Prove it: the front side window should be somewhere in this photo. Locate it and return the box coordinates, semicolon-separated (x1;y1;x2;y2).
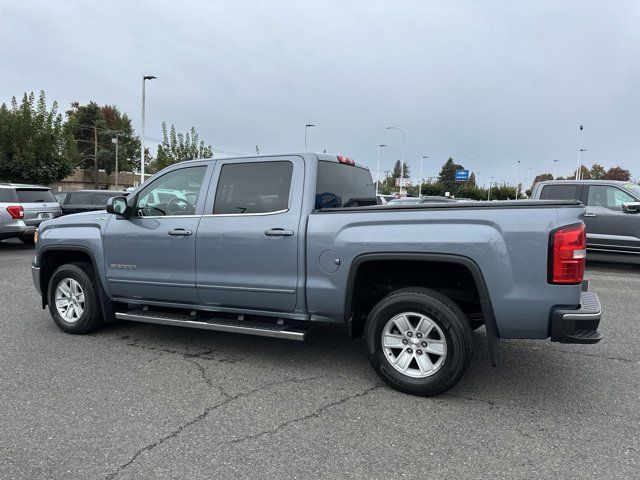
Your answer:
213;161;293;214
136;166;206;217
587;185;635;211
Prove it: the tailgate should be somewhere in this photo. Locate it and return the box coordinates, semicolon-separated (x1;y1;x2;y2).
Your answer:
15;189;62;226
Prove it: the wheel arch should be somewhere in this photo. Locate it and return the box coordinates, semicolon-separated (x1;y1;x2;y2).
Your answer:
344;252;500;366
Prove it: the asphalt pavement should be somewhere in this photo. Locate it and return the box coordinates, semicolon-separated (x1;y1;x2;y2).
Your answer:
0;239;638;479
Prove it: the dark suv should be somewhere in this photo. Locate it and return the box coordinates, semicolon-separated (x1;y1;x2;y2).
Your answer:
55;190;122;215
531;180;640;254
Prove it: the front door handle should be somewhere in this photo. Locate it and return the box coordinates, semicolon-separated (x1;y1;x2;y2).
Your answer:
265;228;294;237
168;228;193;236
584;213;597;218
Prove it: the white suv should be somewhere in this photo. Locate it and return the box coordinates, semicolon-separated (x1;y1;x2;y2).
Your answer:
0;184;62;244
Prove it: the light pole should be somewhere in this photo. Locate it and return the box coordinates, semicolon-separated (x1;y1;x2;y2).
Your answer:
419;155;428;198
515;160;522;200
111;135;119;190
553;159;560;179
488;176;494;200
304;124;315;151
386;126;406;194
375;144;387;196
141;75;156;184
575;124;584;180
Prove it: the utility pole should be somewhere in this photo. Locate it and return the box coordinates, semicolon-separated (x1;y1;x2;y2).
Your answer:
93;123;99;188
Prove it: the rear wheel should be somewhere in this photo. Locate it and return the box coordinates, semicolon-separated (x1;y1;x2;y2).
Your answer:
47;263;104;334
365;287;473;396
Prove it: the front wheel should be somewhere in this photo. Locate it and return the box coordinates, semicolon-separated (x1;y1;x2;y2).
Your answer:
364;288;474;396
47;263;104;334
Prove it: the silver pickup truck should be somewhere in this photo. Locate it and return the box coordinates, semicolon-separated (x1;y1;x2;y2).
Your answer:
32;153;602;396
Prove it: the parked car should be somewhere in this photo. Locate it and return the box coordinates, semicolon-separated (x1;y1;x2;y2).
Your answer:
531;179;640;254
32;153;601;396
0;184;62;244
55;190;124;215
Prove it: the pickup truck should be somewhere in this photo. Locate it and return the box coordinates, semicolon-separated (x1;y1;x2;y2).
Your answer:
32;153;603;396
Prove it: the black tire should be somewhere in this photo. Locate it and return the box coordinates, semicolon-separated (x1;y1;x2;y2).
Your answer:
19;235;35;245
364;287;474;396
47;262;104;334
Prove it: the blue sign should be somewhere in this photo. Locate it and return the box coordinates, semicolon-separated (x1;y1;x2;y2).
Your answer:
455;169;470;182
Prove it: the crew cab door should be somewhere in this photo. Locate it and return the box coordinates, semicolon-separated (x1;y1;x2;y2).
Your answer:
103;164;209;303
584;184;640;253
196;157;303;312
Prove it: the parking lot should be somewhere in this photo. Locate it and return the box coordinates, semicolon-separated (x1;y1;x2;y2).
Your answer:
0;240;638;480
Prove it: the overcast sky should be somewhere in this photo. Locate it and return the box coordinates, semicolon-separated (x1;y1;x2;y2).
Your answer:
1;0;638;185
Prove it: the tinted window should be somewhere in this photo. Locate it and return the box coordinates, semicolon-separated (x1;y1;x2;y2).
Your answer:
136;166;206;217
0;189;14;202
54;193;67;203
68;192;95;204
539;184;580;201
213;161;293;214
94;192;116;204
587;185;635;211
315;161;376;209
15;189;56;203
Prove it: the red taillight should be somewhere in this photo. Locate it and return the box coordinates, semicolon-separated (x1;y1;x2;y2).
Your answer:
6;205;24;220
337;155;355;166
550;224;586;284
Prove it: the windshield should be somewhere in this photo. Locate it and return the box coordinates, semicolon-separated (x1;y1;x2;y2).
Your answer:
16;189;56;203
622;183;640;199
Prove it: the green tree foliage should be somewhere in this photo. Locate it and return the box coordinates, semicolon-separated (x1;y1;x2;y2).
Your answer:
589;163;606;179
602;166;631;181
150;122;213;173
531;173;553;191
66;102;140;176
0;91;76;184
438;157;465;192
568;165;591;180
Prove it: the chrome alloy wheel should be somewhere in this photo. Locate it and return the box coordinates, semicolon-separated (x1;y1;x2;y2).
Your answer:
55;278;85;323
382;312;447;378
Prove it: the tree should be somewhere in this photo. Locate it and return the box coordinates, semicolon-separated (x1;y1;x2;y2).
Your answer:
602;166;631;181
99;105;140;174
589;163;606;179
438;157;464;192
568;165;591;180
531;173;553;190
468;172;476;186
149;123;213;173
0;91;76;184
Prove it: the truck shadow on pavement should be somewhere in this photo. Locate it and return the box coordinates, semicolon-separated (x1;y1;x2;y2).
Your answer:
0;239;34;251
97;320;586;408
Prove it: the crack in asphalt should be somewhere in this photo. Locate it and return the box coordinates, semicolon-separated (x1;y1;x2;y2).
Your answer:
216;384;384;447
104;375;324;480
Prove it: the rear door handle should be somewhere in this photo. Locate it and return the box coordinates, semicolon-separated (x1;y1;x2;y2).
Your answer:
584;213;597;218
265;228;294;237
168;228;193;236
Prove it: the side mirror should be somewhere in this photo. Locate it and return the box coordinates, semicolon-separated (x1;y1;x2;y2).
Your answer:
622;202;640;213
106;196;131;218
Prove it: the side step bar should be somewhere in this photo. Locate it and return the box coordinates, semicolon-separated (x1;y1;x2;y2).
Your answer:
116;310;307;341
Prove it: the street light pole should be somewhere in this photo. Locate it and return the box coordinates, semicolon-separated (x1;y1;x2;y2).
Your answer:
141;75;156;184
575;124;584;180
375;144;387;196
419;155;428;198
304;124;315;151
553;159;560;179
488;176;494;201
386;126;406;194
515;160;522;200
111;135;119;190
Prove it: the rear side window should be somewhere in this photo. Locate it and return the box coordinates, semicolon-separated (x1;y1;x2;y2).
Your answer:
68;192;95;204
95;192;116;204
213;161;293;214
15;189;56;203
315;161;376;209
0;189;14;202
539;184;580;201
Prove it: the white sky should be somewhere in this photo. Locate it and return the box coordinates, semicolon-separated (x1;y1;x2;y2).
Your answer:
1;0;638;185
